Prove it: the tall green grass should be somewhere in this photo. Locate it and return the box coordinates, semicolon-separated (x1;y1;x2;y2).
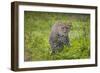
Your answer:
24;11;90;61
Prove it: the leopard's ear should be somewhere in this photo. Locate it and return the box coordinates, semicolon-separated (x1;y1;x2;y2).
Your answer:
65;24;71;29
68;24;72;28
66;21;72;29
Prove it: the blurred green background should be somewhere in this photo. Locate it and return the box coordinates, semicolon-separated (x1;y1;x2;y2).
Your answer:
24;11;90;61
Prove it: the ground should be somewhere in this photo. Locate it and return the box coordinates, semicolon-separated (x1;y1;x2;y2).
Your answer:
24;11;90;61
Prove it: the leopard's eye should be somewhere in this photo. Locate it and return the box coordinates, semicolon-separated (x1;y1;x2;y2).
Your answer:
61;27;64;29
66;26;69;29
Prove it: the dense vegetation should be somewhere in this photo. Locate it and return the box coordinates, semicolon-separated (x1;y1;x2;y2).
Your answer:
24;11;90;61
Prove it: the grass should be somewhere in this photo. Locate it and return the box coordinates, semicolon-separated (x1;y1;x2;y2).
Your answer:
24;11;90;61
